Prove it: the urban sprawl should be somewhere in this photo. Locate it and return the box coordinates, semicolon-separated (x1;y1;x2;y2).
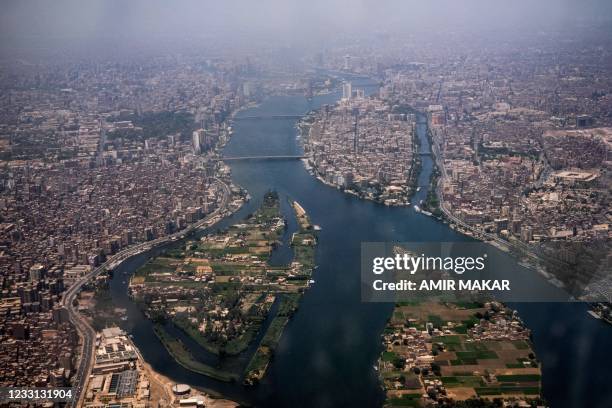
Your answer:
0;20;611;408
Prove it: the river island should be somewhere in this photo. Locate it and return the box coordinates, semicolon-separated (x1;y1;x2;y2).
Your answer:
127;191;318;385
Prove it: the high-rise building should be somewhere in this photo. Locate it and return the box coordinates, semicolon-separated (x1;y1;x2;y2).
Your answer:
192;130;201;154
193;128;216;153
342;82;352;100
29;264;45;281
243;82;252;97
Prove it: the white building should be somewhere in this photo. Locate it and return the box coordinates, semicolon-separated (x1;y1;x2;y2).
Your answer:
342;82;352;100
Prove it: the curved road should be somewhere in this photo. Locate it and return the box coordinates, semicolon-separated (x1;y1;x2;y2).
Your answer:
61;178;232;407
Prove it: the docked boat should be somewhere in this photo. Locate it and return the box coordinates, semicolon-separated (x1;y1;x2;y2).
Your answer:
587;310;602;320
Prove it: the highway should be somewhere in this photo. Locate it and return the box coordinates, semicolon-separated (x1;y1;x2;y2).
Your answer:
61;178;232;407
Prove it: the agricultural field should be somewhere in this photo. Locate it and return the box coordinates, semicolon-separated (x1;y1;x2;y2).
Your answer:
128;192;318;384
380;302;543;407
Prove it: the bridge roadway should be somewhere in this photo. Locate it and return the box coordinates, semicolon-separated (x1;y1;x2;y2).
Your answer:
61;178;231;408
232;114;303;120
215;155;305;162
216;153;428;162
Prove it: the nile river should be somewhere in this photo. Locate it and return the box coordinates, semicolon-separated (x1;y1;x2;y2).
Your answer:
109;78;612;407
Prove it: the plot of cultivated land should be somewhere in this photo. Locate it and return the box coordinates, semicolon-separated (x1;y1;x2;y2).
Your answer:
130;192;318;386
386;392;423;408
146;281;209;288
201;242;227;250
383;372;423;390
249;246;271;254
381;301;541;405
246;231;268;240
438;338;536;374
240;293;262;313
447;387;478;400
433;333;540;398
393;302;486;325
131;276;145;284
441;375;484;387
210;262;242;274
137;257;181;276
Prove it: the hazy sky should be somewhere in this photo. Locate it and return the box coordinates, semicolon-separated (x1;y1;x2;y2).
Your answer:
1;0;611;53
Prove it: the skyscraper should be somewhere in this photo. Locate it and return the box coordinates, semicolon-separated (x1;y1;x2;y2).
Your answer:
342;82;352;100
192;130;202;154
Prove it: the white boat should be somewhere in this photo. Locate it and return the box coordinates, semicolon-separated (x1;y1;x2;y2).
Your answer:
308;279;315;284
587;310;602;320
413;205;421;212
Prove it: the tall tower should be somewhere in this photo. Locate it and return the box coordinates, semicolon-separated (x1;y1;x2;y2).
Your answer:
342;82;352;100
192;130;201;154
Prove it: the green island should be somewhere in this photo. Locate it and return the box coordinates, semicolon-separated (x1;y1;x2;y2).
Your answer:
128;191;318;384
379;301;545;407
242;200;317;385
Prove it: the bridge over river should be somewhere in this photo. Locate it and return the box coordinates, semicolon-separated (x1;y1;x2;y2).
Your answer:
232;114;303;121
214;153;429;162
214;155;306;162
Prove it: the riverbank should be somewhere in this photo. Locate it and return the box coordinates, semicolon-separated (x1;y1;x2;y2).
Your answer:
139;341;240;407
294;103;552;406
422;114;573;295
296;97;418;207
139;347;241;408
152;323;240;382
112;82;611;408
127;191;319;390
243;200;317;385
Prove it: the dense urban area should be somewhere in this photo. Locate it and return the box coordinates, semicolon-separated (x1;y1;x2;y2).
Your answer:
300;29;611;301
0;4;611;408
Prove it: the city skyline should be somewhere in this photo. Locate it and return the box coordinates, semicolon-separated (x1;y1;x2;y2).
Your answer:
0;2;610;408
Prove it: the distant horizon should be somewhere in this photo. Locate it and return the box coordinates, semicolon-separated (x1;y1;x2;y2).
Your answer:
1;0;611;56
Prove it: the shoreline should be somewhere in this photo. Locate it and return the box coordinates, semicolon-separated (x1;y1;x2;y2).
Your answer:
64;174;243;405
138;345;241;407
151;323;240;383
296;114;419;208
297;104;571;298
74;178;246;403
424;115;572;294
